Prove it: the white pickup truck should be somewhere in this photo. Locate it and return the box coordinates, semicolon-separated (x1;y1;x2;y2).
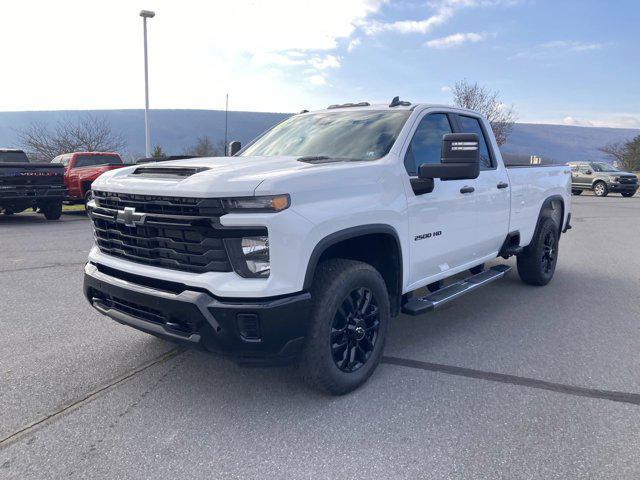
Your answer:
84;99;572;394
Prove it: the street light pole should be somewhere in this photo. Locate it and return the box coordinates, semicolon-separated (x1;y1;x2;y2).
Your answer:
140;10;155;158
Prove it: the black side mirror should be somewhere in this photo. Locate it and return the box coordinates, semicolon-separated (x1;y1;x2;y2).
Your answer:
228;141;241;156
419;133;480;181
585;170;592;175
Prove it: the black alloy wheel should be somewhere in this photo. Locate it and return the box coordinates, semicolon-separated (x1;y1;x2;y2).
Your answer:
330;287;381;373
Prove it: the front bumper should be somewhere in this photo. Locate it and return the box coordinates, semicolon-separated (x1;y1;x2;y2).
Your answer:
83;262;312;365
608;182;638;193
0;185;66;204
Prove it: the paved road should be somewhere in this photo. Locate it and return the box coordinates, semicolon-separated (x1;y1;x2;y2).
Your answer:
1;196;639;479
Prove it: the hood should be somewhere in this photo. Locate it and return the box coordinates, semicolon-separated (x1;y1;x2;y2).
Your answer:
92;155;321;197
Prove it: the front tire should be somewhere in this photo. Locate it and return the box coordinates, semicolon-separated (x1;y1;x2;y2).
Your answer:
571;189;582;196
299;259;390;395
41;202;62;220
621;191;636;198
517;216;559;286
593;181;608;197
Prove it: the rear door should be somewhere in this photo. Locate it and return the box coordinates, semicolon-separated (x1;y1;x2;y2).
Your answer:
453;114;510;258
403;111;479;287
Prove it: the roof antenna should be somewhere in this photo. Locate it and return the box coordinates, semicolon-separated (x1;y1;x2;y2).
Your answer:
389;96;411;107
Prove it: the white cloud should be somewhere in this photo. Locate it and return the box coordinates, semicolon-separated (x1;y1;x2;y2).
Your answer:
309;55;341;70
525;113;640;129
362;0;520;36
425;32;485;48
347;38;362;52
513;40;606;59
441;85;452;93
538;40;603;52
0;0;384;112
562;116;594;127
308;75;327;86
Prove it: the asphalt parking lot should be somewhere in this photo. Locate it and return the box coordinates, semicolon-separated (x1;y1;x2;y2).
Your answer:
1;194;639;479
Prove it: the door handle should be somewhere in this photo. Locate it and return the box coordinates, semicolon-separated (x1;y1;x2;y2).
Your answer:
497;182;509;189
459;186;475;194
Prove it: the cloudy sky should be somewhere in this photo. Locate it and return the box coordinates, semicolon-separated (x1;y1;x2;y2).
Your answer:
1;0;638;127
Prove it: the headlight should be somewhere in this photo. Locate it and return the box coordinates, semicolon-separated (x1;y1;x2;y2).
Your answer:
224;236;270;278
611;176;619;182
222;194;290;213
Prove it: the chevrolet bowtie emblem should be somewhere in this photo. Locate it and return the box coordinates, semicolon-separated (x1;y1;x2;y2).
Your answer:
116;207;146;227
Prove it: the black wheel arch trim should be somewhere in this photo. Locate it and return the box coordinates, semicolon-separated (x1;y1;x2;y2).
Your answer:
302;224;403;314
536;194;566;237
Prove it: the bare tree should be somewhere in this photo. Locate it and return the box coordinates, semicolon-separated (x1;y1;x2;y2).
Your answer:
16;115;126;161
600;135;640;171
184;136;226;157
451;80;517;146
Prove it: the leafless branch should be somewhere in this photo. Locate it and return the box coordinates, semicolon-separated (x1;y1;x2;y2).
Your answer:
16;114;126;162
451;79;518;146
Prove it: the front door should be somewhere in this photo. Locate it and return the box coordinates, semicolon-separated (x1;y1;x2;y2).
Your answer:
403;112;479;289
454;114;510;258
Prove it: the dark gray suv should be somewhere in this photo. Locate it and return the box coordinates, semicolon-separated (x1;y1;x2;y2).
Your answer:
568;161;638;197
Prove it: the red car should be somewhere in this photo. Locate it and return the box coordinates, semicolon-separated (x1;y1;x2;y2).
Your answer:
51;152;125;205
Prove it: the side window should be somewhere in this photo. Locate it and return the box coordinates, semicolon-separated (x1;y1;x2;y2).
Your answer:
456;115;493;170
404;113;452;176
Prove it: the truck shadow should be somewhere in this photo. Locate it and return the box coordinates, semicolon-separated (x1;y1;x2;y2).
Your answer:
0;211;86;225
152;263;623;402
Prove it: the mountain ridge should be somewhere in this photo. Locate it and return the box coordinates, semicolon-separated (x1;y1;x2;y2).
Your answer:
0;109;637;162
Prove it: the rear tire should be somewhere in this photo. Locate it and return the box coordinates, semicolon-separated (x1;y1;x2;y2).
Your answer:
299;259;390;395
593;181;608;197
41;202;62;220
621;191;636;198
517;216;559;286
571;189;582;196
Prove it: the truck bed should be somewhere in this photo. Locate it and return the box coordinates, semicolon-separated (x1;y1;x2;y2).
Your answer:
506;164;571;246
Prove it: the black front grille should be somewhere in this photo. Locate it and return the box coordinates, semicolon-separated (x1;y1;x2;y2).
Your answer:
93;190;224;216
619;176;637;184
92;217;232;273
90;191;235;273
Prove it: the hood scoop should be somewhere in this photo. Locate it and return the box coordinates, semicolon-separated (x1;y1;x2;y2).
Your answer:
131;166;210;179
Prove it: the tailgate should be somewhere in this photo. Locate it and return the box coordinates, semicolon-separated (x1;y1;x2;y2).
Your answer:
0;163;65;187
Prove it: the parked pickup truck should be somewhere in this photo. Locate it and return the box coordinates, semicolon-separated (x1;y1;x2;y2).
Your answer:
0;148;66;220
51;152;125;206
568;161;638;197
83;100;572;394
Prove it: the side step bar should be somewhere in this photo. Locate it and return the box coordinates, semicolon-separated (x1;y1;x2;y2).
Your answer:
402;265;512;316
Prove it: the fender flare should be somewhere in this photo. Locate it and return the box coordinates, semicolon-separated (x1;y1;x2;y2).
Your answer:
302;224;403;292
536;195;565;237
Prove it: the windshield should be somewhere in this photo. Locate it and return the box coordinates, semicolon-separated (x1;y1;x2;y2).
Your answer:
240;110;411;160
74;155;122;168
592;162;620;172
0;151;29;163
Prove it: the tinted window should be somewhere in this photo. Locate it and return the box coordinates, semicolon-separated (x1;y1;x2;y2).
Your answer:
73;155;122;168
457;115;493;169
0;151;29;163
240;111;411;160
404;113;452;175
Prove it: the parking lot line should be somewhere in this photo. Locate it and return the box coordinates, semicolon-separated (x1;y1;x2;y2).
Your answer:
0;348;183;450
383;356;640;406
